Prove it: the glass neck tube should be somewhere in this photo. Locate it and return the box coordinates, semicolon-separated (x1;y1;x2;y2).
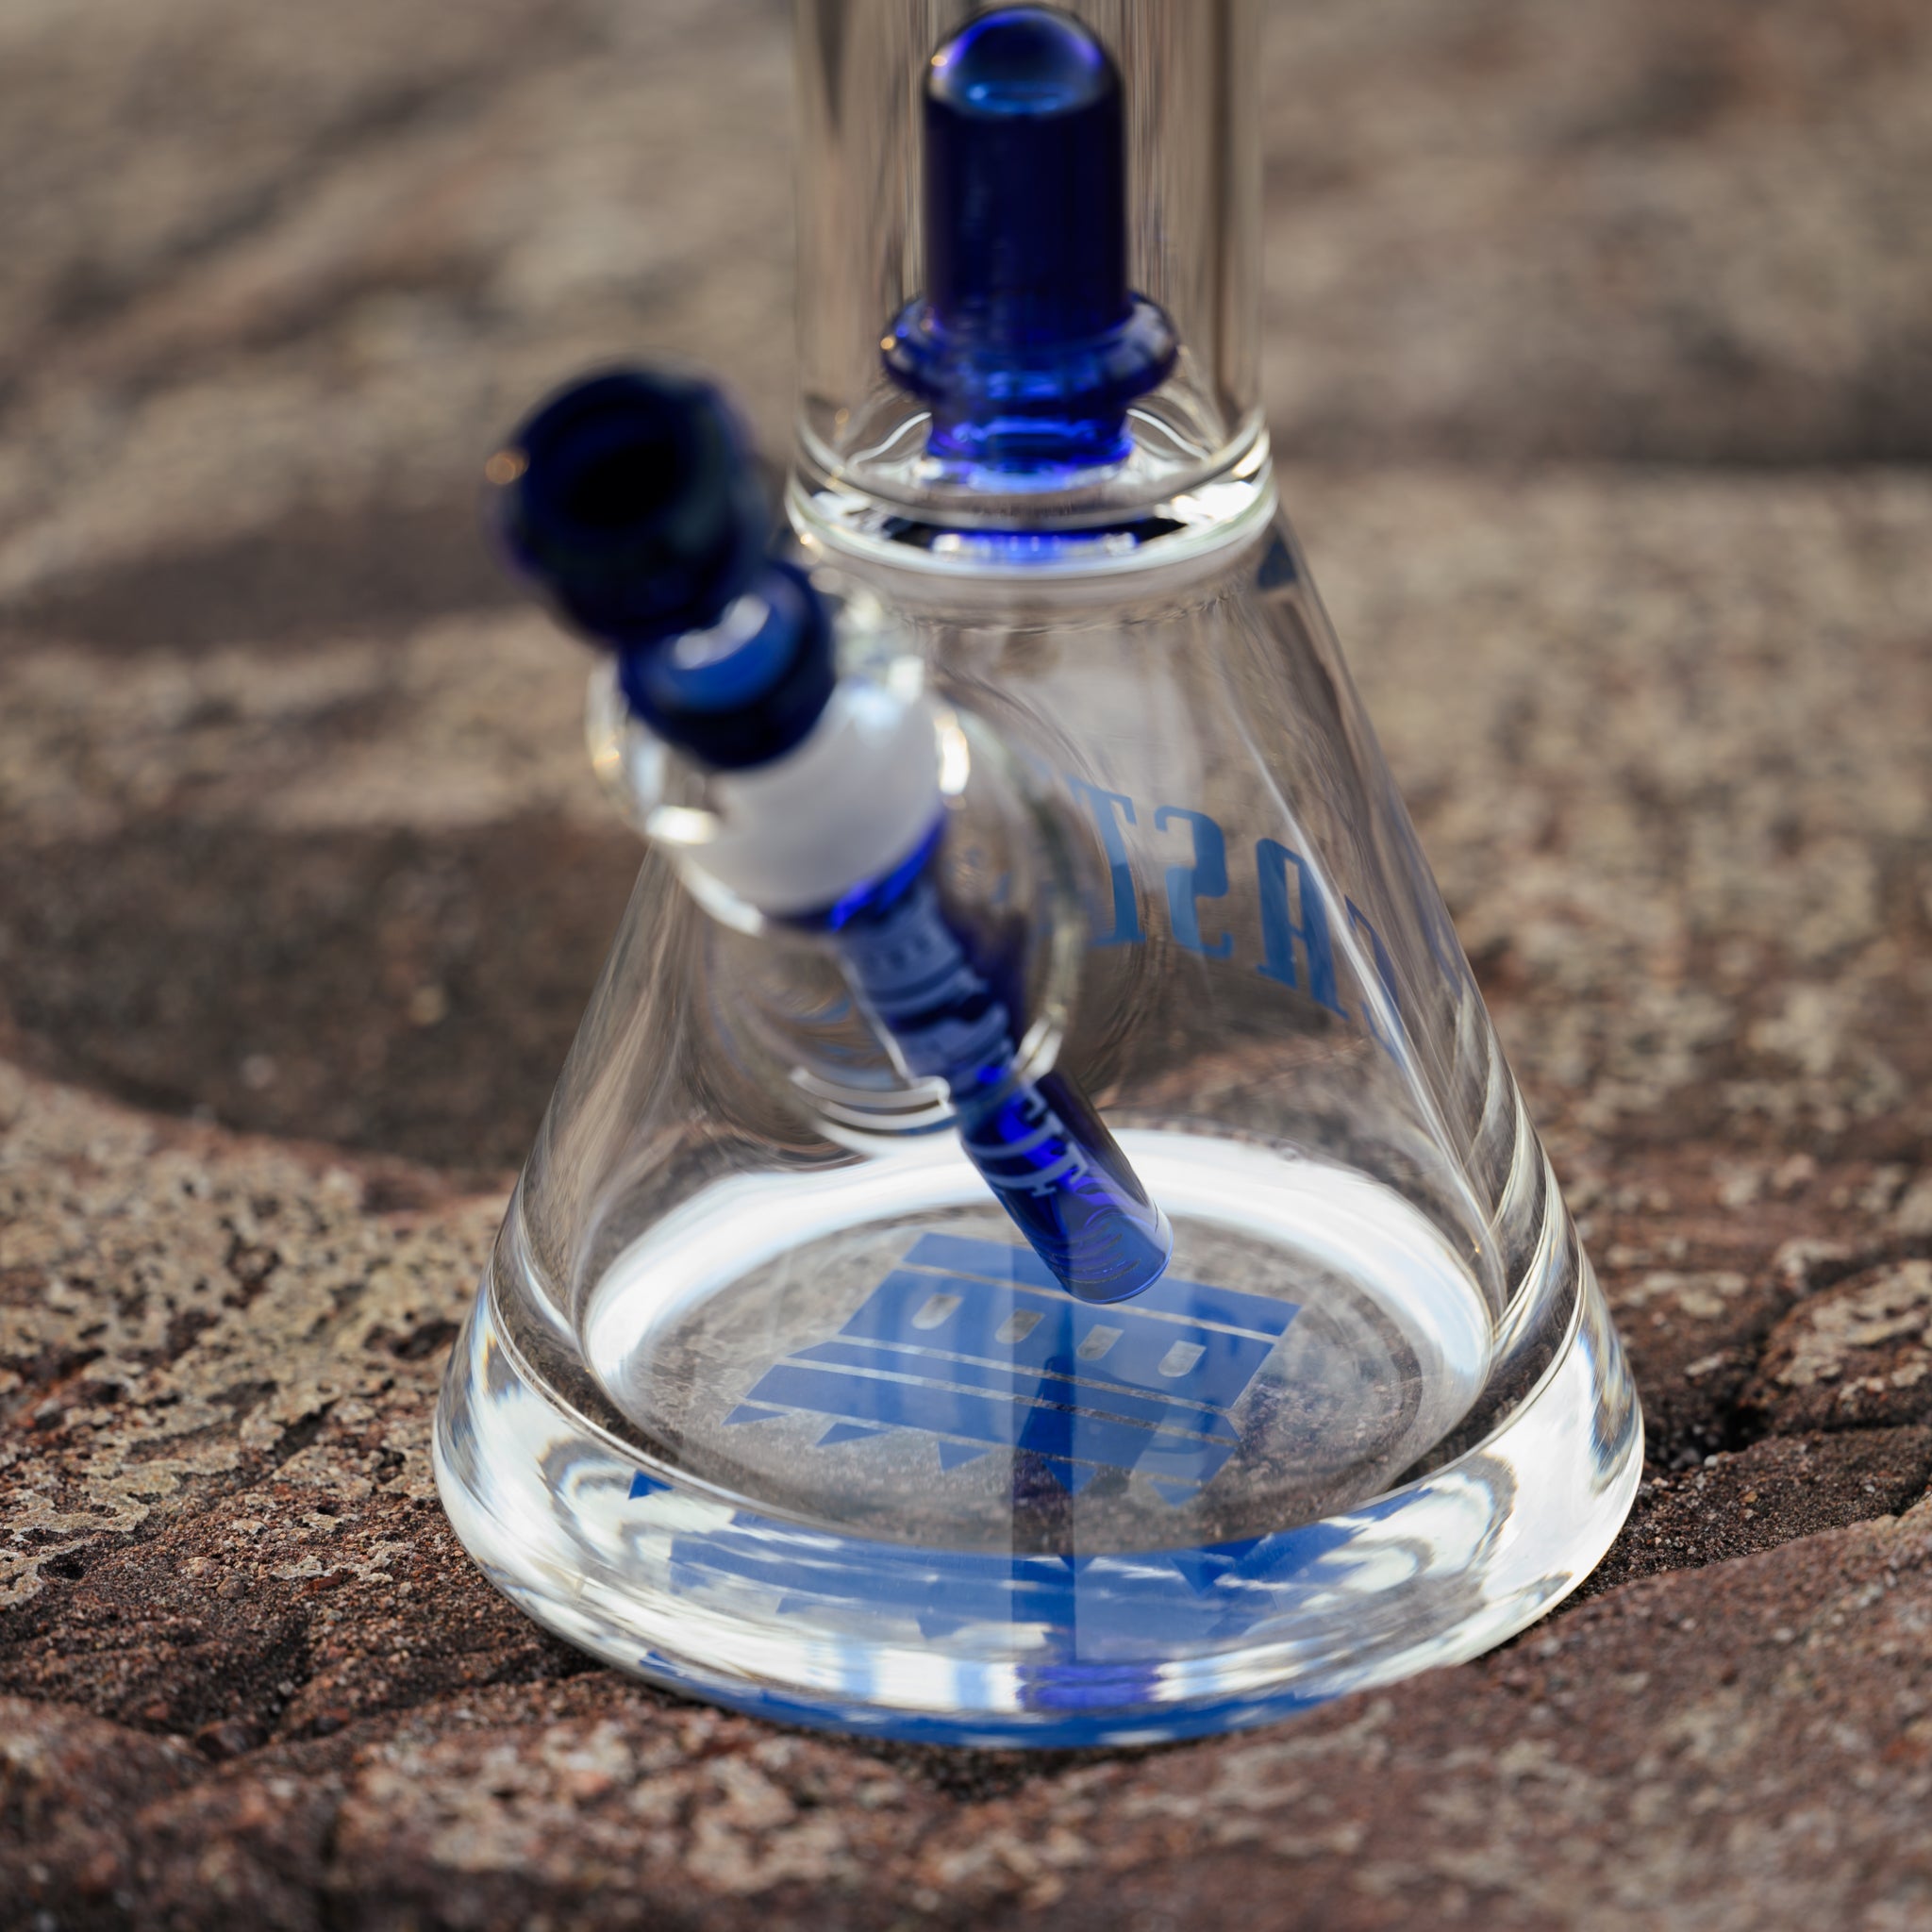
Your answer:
791;0;1268;575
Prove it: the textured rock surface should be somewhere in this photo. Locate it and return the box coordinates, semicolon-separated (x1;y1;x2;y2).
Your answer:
4;2;1931;1927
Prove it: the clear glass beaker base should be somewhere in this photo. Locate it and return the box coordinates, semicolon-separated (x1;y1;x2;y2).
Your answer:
434;1137;1640;1748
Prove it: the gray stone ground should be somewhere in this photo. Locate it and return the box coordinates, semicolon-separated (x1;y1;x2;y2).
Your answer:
5;2;1932;1926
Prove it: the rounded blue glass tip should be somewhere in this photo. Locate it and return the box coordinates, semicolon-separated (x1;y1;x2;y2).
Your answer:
489;366;768;650
926;8;1124;344
884;7;1176;475
928;7;1110;117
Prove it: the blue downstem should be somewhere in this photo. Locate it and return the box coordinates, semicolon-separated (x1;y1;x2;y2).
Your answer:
491;361;1172;1301
803;825;1172;1304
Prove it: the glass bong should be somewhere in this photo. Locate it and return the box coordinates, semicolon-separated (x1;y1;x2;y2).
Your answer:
435;2;1641;1747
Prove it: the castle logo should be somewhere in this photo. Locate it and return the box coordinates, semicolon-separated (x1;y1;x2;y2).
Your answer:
727;1232;1296;1504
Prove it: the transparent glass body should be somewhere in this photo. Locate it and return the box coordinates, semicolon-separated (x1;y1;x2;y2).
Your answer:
434;0;1640;1746
435;529;1641;1742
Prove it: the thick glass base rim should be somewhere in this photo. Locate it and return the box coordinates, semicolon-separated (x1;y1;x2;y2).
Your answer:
433;1262;1641;1749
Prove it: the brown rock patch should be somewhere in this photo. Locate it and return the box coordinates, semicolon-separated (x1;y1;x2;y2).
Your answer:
1745;1259;1932;1433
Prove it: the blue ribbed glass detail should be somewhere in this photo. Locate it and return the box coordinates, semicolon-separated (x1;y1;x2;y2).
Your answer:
882;8;1176;476
617;562;834;771
800;822;1173;1304
491;367;833;770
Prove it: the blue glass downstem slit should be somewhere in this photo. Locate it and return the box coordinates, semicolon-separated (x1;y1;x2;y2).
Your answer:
804;827;1171;1305
491;365;1172;1304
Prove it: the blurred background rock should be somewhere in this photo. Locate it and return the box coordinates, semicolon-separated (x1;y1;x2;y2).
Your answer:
2;0;1927;1177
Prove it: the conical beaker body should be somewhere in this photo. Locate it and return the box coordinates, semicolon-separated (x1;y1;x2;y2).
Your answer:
434;0;1639;1746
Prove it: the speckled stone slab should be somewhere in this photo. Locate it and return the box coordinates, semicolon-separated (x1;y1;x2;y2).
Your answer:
5;1;1932;1926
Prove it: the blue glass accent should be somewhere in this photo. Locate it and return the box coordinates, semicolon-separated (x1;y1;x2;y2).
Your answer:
491;366;767;647
881;518;1186;563
797;835;1173;1303
788;1339;1241;1446
882;8;1176;476
636;1494;1407;1745
623;1434;1421;1747
1154;805;1235;958
901;1232;1292;1336
617;561;834;771
728;1234;1296;1499
1256;836;1347;1016
491;367;834;771
1065;778;1142;945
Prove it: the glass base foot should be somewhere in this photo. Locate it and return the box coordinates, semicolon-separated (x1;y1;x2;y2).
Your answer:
433;1164;1640;1748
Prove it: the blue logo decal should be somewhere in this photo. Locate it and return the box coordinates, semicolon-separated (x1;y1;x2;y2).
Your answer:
724;1233;1295;1504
